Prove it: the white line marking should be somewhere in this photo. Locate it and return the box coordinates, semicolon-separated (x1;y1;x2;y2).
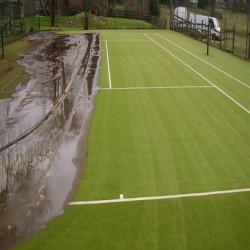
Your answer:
120;194;124;200
144;34;250;115
105;40;150;42
102;32;150;35
156;33;250;89
101;86;214;90
69;188;250;206
105;40;112;89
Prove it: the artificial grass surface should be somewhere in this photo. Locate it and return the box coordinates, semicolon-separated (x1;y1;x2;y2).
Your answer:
74;88;249;201
151;32;250;110
17;193;250;249
16;30;250;249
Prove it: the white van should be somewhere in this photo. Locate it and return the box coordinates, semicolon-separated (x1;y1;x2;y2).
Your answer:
173;7;187;28
174;7;187;20
189;13;221;40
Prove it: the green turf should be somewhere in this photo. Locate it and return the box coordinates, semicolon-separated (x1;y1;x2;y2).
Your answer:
17;193;250;249
0;40;30;99
37;15;152;30
74;88;249;201
16;30;250;249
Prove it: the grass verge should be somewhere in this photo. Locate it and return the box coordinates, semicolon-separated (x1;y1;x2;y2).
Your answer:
0;39;33;99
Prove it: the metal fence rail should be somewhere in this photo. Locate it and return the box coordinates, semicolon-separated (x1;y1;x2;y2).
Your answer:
171;14;242;58
96;11;167;29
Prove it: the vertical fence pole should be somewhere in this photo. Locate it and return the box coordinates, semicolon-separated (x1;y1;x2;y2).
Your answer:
84;0;89;30
246;0;250;60
248;30;250;60
207;25;210;55
1;25;4;59
220;30;222;50
224;28;227;51
232;25;235;54
142;0;145;29
39;15;40;31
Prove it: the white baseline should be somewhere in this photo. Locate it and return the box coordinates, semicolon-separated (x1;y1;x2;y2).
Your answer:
69;188;250;206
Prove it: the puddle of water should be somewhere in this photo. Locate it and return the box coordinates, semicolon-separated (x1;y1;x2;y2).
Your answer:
0;32;101;249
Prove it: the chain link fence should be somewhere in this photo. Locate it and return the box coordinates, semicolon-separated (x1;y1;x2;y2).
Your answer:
1;1;249;60
0;0;40;58
92;10;167;29
167;0;250;61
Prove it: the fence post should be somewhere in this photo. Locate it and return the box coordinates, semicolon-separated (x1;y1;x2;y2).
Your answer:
39;15;40;31
170;2;172;29
207;25;210;55
220;30;222;50
248;30;250;60
232;25;235;54
224;28;227;51
1;25;4;59
83;0;89;30
247;0;250;60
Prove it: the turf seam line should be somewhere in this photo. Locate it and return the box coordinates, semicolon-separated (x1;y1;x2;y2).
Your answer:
100;86;214;90
69;188;250;206
144;34;250;115
105;40;112;89
155;33;250;89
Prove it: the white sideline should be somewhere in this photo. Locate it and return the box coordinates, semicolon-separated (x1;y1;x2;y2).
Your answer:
105;40;112;89
144;34;250;115
155;33;250;89
69;188;250;206
101;86;214;90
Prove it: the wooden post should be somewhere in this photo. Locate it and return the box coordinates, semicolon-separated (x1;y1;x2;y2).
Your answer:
224;28;227;51
1;26;4;59
246;0;250;60
170;0;172;29
248;29;250;60
248;31;250;60
207;25;210;55
84;0;89;30
232;25;235;54
51;0;56;27
219;30;222;50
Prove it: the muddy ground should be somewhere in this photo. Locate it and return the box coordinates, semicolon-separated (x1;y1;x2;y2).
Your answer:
0;32;101;249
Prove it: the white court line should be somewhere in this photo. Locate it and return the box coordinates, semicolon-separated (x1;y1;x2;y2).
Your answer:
144;34;250;115
69;188;250;206
101;86;214;90
105;40;112;89
105;40;150;42
156;33;250;89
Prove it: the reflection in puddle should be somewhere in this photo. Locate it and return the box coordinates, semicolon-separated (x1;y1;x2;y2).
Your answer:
0;32;101;249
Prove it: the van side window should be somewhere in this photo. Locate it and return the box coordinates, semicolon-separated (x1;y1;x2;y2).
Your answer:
209;19;214;28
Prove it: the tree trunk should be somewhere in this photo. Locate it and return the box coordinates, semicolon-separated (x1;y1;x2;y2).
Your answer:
51;0;56;27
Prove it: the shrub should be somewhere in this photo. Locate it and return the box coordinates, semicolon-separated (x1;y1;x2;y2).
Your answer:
149;0;160;17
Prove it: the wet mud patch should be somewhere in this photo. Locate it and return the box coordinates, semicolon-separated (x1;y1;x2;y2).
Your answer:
0;32;101;249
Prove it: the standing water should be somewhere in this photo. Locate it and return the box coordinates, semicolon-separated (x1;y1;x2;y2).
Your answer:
0;32;101;249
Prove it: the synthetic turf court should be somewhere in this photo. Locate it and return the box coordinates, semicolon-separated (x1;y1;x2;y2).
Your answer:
18;30;250;249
